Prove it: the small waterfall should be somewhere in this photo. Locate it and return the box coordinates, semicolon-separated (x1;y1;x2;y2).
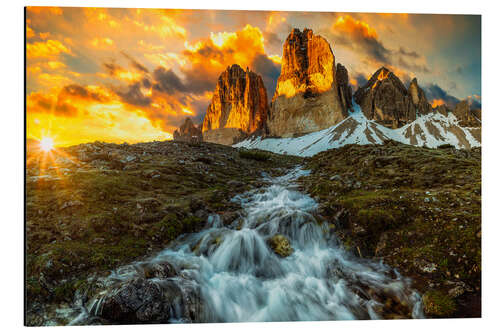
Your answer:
70;167;423;324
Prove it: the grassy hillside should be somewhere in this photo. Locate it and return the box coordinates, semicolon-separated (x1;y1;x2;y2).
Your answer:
298;140;481;318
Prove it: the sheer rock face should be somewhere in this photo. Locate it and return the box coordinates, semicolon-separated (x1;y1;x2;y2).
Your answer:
173;118;202;143
336;63;354;114
267;28;346;137
354;67;433;129
408;78;432;115
202;64;269;144
452;100;481;127
434;104;451;117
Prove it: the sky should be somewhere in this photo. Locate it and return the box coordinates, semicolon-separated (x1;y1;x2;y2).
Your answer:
26;7;481;146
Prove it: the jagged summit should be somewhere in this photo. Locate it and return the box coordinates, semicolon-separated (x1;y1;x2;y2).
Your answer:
173;117;202;143
354;67;432;128
201;64;269;145
266;27;348;137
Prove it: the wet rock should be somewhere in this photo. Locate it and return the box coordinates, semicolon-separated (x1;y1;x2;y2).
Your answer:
99;277;201;323
100;278;168;323
143;262;177;279
268;234;293;257
221;211;239;226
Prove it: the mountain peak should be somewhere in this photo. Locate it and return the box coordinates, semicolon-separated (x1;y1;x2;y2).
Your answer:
173;117;202;142
202;64;269;144
267;27;346;137
354;69;433;128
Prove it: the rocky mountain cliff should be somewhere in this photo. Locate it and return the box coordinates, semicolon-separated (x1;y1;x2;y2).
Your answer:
336;63;354;115
266;28;347;137
202;64;269;144
173;117;202;142
452;100;481;127
354;67;433;129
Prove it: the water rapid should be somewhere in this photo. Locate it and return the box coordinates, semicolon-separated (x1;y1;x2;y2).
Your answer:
70;167;423;324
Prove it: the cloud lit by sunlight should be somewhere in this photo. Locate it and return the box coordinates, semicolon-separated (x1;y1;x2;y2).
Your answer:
25;7;481;147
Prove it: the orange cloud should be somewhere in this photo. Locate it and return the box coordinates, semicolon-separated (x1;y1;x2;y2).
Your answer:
184;24;265;69
268;54;282;64
90;37;114;49
26;39;72;59
131;15;186;39
334;15;378;39
28;84;113;119
83;7;120;28
26;25;35;39
47;61;66;70
431;99;445;108
27;6;63;16
266;12;287;30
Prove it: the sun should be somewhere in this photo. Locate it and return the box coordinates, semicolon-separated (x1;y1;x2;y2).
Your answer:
40;137;54;152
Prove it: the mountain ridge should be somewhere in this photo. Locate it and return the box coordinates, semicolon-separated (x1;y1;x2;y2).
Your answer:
173;27;481;153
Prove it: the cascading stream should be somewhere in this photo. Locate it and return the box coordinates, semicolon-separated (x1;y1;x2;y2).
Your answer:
70;167;423;324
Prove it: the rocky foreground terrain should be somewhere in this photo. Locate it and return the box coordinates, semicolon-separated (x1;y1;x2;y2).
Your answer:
26;139;480;324
25;140;301;325
298;141;481;318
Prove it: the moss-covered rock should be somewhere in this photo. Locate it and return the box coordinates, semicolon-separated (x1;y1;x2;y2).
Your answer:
268;234;293;257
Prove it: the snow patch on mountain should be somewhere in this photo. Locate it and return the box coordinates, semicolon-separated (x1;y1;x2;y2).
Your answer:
234;111;480;157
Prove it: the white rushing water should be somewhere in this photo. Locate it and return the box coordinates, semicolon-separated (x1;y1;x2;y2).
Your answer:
70;167;423;324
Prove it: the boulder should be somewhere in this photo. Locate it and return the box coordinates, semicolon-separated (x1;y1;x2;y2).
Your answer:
268;234;293;257
99;277;202;323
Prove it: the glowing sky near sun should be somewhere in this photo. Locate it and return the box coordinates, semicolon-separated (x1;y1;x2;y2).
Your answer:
26;7;481;147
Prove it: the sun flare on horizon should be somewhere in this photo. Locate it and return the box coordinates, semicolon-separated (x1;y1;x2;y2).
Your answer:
40;137;54;152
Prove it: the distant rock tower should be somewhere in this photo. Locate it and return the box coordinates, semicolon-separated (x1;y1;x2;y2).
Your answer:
202;64;269;145
173;117;202;143
267;28;349;137
353;67;433;128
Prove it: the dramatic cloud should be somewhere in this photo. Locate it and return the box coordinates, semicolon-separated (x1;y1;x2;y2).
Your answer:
251;54;281;98
26;39;73;59
152;67;186;94
121;51;149;73
332;15;390;63
25;7;481;146
60;84;109;102
115;81;152;107
181;24;277;95
424;83;461;109
331;15;431;78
